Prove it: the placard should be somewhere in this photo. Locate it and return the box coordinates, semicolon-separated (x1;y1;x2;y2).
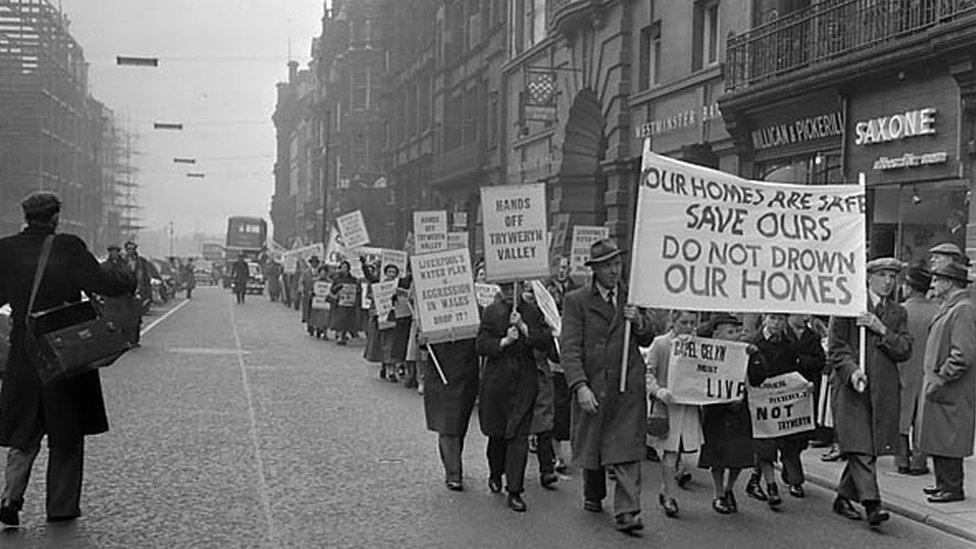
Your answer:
414;210;448;254
749;372;815;439
529;280;561;336
549;213;571;257
569;226;610;276
453;211;468;229
381;249;408;277
474;283;501;308
666;336;749;406
337;210;371;250
410;248;480;344
282;243;325;275
481;183;549;282
630;145;867;315
373;280;398;320
360;281;372;310
311;280;331;310
447;231;468;251
394;287;413;319
336;283;358;307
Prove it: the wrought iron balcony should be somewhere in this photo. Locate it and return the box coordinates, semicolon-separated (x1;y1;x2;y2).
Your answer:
725;0;976;91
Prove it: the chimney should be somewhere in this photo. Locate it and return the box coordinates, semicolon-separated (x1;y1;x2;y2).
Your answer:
288;61;299;83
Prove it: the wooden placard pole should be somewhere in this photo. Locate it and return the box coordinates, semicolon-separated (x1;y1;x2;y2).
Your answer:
619;321;631;393
426;343;449;386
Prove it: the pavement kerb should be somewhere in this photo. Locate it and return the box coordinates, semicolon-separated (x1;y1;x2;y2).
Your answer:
800;464;976;544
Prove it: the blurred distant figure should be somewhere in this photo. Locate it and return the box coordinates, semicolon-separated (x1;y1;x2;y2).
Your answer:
183;259;196;299
231;254;249;305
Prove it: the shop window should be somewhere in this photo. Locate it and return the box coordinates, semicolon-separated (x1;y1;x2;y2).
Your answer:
692;0;720;71
867;182;968;265
756;151;842;185
639;22;661;91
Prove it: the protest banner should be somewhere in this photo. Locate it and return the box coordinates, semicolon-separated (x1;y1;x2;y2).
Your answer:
337;210;371;249
447;231;468;251
629;145;867;316
311;281;331;310
748;372;815;439
569;226;610;276
666;336;749;406
283;243;325;274
336;283;358;307
414;210;448;254
529;280;561;336
474;283;501;308
410;248;480;344
481;183;549;282
381;249;408;276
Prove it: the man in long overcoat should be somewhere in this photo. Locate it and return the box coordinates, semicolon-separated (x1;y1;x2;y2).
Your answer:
896;265;938;475
827;257;912;526
560;239;660;534
424;339;479;491
917;262;976;503
123;241;153;345
0;192;135;527
231;253;249;305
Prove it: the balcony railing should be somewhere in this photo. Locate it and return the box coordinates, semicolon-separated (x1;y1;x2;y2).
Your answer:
726;0;976;91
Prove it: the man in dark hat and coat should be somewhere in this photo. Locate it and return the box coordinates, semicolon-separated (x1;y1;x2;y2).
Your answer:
917;262;976;503
0;192;135;527
896;265;938;475
827;257;912;526
560;238;662;534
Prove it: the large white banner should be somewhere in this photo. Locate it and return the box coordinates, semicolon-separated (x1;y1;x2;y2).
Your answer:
666;336;749;406
410;248;481;344
749;372;816;439
481;183;549;282
630;146;867;316
569;226;610;276
414;210;448;254
337;210;371;250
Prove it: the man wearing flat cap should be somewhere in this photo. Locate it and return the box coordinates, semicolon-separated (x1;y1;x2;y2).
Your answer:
0;192;135;526
917;262;976;503
560;238;663;534
929;242;969;271
827;257;912;526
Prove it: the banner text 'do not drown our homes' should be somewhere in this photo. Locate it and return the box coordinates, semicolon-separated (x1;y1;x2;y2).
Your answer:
630;148;866;316
481;183;550;282
410;248;481;344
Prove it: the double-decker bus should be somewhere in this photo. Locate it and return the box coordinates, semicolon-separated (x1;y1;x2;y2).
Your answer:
225;216;267;260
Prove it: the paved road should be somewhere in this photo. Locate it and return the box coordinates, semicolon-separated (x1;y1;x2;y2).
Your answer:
1;286;972;548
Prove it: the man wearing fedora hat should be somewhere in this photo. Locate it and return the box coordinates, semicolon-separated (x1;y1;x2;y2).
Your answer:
560;238;662;534
827;257;912;526
895;265;939;476
917;262;976;503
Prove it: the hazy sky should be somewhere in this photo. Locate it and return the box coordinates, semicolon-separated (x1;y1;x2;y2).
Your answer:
59;0;326;236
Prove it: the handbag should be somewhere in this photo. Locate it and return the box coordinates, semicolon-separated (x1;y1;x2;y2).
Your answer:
24;235;131;385
646;399;670;438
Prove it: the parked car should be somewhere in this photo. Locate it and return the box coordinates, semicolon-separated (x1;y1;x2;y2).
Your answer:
246;262;265;295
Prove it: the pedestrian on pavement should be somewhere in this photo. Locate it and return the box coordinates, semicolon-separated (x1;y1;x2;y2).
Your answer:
424;337;479;491
0;191;136;527
231;253;249;305
896;265;938;476
100;246;140;347
183;258;196;299
123;240;153;345
521;285;561;490
917;262;976;503
827;257;912;526
476;282;551;512
300;257;321;335
645;309;703;519
329;260;359;345
745;313;820;508
266;261;282;302
697;313;755;515
391;269;415;387
560;238;662;534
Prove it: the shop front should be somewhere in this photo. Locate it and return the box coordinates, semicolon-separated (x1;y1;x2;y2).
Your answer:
845;68;966;266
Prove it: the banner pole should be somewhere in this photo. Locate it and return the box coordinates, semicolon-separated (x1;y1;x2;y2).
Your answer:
426;343;449;386
619;321;631;393
856;325;867;393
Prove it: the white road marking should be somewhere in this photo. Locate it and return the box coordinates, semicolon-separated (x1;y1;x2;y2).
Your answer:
140;298;190;336
228;295;276;545
167;347;251;355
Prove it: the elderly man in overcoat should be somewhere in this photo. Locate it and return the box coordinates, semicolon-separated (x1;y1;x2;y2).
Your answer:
917;262;976;503
0;192;135;527
560;239;661;534
827;257;912;526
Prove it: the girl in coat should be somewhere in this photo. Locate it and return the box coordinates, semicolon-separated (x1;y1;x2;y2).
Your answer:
476;284;552;513
646;309;703;518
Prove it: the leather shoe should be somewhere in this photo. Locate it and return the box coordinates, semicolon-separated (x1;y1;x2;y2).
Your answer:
675;471;693;489
833;497;862;521
766;483;782;508
712;496;731;515
922;485;944;495
540;472;559;489
821;446;842;462
789;484;805;498
658;493;679;518
0;499;20;527
507;493;527;512
928;491;965;503
583;499;602;513
724;490;738;513
46;513;80;523
615;512;643;533
745;473;768;501
865;505;890;526
488;478;502;493
905;467;929;476
445;480;463;491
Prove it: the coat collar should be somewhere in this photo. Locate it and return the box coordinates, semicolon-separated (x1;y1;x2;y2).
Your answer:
934;288;970;319
21;225;55;236
587;281;625;325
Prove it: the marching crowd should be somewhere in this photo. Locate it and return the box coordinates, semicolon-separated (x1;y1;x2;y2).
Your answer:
261;234;976;536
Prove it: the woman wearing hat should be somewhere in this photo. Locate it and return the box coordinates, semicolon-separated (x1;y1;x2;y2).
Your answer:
645;309;703;518
917;262;976;503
